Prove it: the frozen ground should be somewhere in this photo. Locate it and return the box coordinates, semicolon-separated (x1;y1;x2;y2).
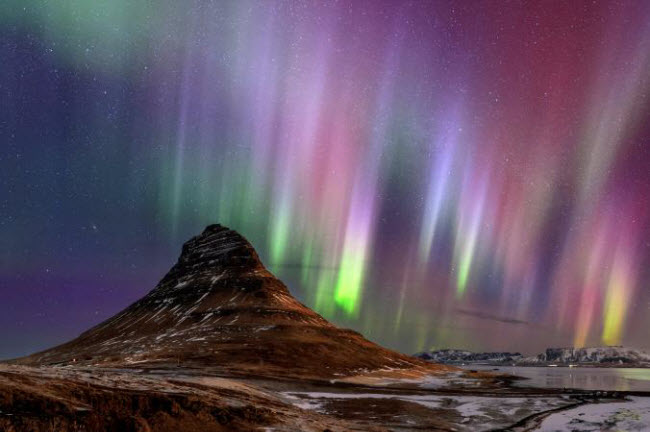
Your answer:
282;390;575;431
536;396;650;432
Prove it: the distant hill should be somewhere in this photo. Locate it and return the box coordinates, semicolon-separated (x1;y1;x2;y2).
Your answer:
416;346;650;367
518;346;650;366
414;349;522;364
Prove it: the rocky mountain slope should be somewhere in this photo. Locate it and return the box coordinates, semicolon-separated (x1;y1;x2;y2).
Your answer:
13;224;428;379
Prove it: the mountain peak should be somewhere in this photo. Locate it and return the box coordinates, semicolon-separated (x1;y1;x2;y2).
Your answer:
14;224;432;379
176;223;264;270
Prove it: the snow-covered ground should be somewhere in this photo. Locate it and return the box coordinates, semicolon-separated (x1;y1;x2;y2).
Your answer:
536;397;650;431
283;390;573;430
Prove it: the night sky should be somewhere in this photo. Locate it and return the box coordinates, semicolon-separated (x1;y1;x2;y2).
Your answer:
2;1;650;359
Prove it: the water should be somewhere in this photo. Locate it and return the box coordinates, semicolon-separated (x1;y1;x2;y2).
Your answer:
462;365;650;392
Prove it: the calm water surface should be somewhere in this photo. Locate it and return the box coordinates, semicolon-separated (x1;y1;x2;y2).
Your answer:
463;365;650;392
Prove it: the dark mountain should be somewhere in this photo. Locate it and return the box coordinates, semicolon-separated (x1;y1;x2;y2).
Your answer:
14;224;429;379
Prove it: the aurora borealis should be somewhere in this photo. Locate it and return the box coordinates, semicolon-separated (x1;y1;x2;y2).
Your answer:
2;1;650;359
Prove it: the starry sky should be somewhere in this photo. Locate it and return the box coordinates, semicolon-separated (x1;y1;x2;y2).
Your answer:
2;1;650;359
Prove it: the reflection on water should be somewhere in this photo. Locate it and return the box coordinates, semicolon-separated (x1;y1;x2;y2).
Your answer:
464;366;650;391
